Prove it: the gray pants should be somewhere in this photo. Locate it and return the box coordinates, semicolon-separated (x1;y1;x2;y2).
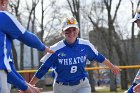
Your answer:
0;70;11;93
53;78;91;93
133;69;140;84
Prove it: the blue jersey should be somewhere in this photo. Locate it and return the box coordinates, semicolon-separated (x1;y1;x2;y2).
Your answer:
0;11;46;72
35;38;105;83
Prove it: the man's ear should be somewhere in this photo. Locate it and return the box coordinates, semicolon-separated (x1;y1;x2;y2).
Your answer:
61;31;65;37
76;28;79;33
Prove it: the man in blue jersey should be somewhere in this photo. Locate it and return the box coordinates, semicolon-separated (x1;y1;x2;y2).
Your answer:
0;0;54;93
29;17;120;93
125;9;140;93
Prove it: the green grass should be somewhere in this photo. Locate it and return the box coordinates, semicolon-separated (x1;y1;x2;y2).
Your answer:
11;86;127;93
93;86;126;93
42;86;127;93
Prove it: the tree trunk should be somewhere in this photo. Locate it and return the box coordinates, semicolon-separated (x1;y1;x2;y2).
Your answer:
87;62;96;92
31;48;34;69
113;39;128;89
12;41;18;70
108;24;117;91
121;70;128;89
110;72;117;91
20;43;24;70
38;0;45;67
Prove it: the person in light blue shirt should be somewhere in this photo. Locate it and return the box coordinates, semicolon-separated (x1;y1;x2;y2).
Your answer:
29;17;120;93
0;0;54;93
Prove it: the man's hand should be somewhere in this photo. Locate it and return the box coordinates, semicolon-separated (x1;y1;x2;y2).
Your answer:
110;65;120;75
103;59;120;75
133;83;140;93
44;47;54;54
19;83;41;93
135;76;140;80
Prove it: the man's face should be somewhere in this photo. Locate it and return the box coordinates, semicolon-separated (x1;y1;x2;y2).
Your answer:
136;20;140;28
63;27;79;44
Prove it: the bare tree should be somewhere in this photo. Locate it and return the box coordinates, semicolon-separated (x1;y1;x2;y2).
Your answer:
66;0;80;37
31;4;36;69
103;0;127;91
25;0;39;30
36;0;62;66
37;0;47;66
83;0;127;91
25;0;39;69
